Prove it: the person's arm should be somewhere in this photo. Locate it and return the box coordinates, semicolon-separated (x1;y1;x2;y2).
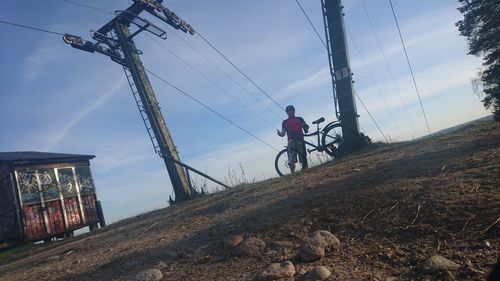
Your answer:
301;118;309;133
277;121;286;137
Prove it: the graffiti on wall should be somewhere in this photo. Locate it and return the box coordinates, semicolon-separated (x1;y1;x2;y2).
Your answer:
76;167;95;195
38;169;59;200
58;168;77;197
17;171;40;204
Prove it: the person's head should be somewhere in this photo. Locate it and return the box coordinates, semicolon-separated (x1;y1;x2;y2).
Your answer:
285;105;295;117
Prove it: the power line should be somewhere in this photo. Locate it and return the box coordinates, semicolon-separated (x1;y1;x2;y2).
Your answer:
145;67;280;152
147;35;277;129
354;90;389;143
360;0;416;138
195;32;286;111
0;19;65;36
294;0;327;49
292;1;389;141
388;0;431;135
61;0;114;15
166;30;283;119
60;0;284;120
1;14;280;153
346;28;404;138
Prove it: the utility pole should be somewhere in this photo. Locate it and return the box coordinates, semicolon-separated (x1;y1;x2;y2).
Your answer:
63;0;197;201
322;0;361;152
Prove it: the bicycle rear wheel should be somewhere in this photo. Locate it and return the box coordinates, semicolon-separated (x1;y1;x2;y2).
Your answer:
275;148;307;176
321;124;357;157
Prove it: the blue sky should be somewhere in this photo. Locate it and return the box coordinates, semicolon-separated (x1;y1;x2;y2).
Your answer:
0;0;491;223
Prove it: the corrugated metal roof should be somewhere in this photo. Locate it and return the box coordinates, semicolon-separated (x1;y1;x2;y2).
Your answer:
0;151;95;164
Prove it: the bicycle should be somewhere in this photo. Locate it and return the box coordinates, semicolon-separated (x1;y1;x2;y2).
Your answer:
274;117;357;176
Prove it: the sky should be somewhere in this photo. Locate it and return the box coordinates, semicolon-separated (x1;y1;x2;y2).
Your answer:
0;0;491;223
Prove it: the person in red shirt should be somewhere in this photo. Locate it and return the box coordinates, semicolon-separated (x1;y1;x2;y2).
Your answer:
277;105;309;173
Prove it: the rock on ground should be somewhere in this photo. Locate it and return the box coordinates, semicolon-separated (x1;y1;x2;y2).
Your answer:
299;242;325;262
224;235;244;250
231;237;266;257
133;269;163;281
308;230;340;249
302;266;331;281
299;230;339;262
258;261;296;280
418;255;460;273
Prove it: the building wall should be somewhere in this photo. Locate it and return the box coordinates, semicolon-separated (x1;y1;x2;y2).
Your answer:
1;160;99;242
0;164;20;242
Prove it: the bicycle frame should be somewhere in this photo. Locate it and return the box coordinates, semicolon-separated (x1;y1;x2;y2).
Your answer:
302;119;340;153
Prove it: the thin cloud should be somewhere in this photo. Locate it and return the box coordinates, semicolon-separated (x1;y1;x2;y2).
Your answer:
22;42;68;84
275;67;330;101
356;57;481;113
43;78;126;151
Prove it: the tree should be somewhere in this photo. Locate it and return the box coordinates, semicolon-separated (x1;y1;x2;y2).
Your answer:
456;0;500;121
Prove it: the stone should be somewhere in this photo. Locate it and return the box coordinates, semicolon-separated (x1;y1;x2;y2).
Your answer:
302;266;331;281
419;255;460;273
232;237;266;257
299;242;325;262
133;269;163;281
224;235;244;250
258;261;296;280
308;230;340;249
385;277;398;281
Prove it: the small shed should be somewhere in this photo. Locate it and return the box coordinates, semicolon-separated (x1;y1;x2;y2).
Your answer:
0;151;105;246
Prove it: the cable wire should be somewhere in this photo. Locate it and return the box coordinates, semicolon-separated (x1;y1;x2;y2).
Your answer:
292;1;389;141
62;0;286;119
294;0;327;49
388;0;431;135
52;0;282;152
147;35;277;129
195;32;285;111
0;19;65;36
145;67;280;152
62;0;284;119
360;0;416;137
354;90;389;143
346;28;404;138
61;0;114;15
1;12;280;153
167;30;283;119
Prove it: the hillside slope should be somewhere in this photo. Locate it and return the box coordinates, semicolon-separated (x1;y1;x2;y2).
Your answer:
0;120;499;281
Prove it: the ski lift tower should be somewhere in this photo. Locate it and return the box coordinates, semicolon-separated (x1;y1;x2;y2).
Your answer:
322;0;361;152
63;0;200;201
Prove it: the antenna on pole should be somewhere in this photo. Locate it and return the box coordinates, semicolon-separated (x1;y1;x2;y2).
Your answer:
63;0;227;201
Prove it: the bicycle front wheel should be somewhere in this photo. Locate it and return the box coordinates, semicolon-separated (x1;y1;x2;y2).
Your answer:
275;148;306;176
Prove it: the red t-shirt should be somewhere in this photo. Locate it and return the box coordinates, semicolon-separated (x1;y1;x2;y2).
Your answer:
282;117;306;140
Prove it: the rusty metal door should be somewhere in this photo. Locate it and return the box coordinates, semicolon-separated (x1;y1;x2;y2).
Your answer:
38;169;65;235
58;168;84;230
44;201;65;235
16;170;47;240
81;194;98;223
76;166;98;224
63;197;82;229
22;204;46;240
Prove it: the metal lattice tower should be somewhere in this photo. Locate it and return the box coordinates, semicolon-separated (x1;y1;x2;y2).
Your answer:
63;0;203;201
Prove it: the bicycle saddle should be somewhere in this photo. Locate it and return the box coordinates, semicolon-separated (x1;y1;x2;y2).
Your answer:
312;117;325;125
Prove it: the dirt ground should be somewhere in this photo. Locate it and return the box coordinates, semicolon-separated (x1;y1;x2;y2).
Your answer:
0;120;498;281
